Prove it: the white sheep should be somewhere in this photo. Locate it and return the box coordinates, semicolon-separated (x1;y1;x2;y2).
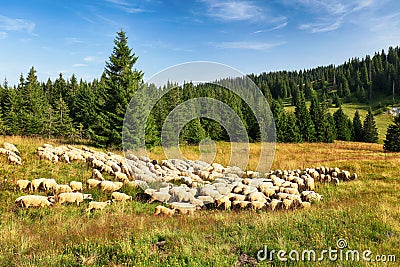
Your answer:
300;201;311;209
3;142;20;155
57;192;93;206
216;195;231;210
251;200;266;210
154;205;175;216
111;192;132;202
43;178;58;191
148;192;171;204
99;181;123;192
55;184;73;195
87;178;102;189
30;178;46;192
15;195;53;208
247;191;268;203
8;154;21;165
16;179;31;191
70;181;83;192
269;199;282;211
86;200;112;212
169;202;198;215
282;199;294;210
232;200;250;209
114;171;128;182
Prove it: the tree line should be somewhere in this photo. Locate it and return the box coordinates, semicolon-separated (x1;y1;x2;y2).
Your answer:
0;30;398;149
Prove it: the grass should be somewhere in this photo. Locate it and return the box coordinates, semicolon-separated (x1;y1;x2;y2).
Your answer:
0;136;399;266
283;100;394;143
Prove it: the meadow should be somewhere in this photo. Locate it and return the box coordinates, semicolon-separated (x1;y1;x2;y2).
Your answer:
0;136;399;266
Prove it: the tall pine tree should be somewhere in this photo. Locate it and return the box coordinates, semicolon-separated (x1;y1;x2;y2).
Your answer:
384;114;400;152
352;111;363;141
93;30;143;147
362;108;379;143
294;88;315;142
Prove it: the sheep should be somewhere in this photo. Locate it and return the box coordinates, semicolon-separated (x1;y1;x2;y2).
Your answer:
86;200;112;212
70;181;83;192
268;199;282;211
61;153;70;163
260;187;276;197
197;195;215;204
282;199;294;210
148;192;171;204
3;142;20;155
154;205;175;216
16;179;31;191
8;154;21;165
99;181;123;192
55;184;73;195
304;177;315;191
111;192;132;202
229;193;246;202
30;178;46;192
114;171;128;182
57;192;93;206
43;178;58;191
242;185;258;195
216;195;231;210
101;165;114;175
169;202;198;215
304;192;323;202
15;195;53;208
300;201;311;209
281;187;299;195
332;177;340;186
247;191;268;203
169;187;194;203
250;201;266;210
87;179;102;189
232;200;250;209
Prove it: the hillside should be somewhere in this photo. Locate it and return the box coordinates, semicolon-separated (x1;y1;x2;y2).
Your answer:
1;43;399;148
0;136;399;266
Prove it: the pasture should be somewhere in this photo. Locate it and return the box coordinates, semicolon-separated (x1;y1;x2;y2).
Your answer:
0;136;399;266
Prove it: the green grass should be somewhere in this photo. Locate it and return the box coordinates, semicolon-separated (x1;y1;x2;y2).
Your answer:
282;99;394;143
0;136;399;266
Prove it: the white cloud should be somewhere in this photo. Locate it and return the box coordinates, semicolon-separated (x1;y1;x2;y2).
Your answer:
299;17;343;33
214;41;286;50
0;31;7;39
253;22;288;33
201;0;264;21
104;0;148;13
72;63;87;67
0;15;35;33
287;0;375;33
84;56;96;62
65;37;85;44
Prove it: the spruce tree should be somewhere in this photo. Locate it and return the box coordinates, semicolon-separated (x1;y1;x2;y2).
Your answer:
333;107;351;141
294;88;315;142
93;30;143;147
362;108;379;143
309;96;324;142
271;99;287;143
383;114;400;152
352;111;363;141
284;112;302;143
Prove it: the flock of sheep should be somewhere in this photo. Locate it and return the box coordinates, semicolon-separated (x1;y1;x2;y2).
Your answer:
0;142;22;165
6;142;358;216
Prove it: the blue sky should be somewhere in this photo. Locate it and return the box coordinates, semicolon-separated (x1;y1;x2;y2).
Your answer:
0;0;399;85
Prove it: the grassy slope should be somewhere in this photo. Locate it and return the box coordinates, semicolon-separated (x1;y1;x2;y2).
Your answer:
283;100;393;143
0;136;399;266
